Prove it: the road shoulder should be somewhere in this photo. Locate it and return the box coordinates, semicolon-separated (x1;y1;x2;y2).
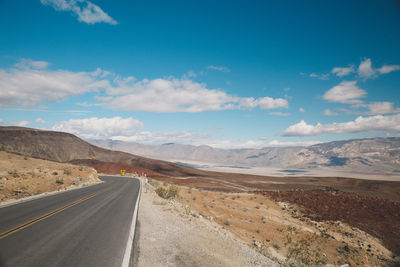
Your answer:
136;182;280;267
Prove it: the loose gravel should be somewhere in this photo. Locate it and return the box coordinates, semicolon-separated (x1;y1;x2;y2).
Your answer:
135;182;280;267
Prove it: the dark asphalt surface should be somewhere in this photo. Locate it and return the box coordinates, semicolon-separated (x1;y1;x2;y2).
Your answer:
0;176;140;267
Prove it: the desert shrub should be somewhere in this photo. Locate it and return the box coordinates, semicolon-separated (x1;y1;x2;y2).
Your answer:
155;185;180;199
9;170;19;178
52;171;58;176
224;219;230;226
286;239;327;266
148;178;159;188
184;205;191;215
63;169;72;175
155;187;167;198
167;185;179;198
56;177;65;184
273;243;280;250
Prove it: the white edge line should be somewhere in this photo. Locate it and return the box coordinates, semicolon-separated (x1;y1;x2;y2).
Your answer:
121;177;142;267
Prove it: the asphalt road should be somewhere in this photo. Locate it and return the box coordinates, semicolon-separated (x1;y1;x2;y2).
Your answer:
0;176;140;267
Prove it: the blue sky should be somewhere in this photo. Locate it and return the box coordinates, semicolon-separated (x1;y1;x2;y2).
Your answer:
1;0;400;148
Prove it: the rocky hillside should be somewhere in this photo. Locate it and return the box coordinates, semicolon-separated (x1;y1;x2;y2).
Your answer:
0;127;206;177
0;151;100;202
91;137;400;173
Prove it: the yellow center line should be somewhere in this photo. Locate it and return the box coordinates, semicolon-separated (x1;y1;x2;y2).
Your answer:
0;180;124;240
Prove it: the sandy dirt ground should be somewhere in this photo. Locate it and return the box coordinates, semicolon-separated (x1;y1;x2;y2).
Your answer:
139;178;399;267
0;151;100;203
135;179;281;267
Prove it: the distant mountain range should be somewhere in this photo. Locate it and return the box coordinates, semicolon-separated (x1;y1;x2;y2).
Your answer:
90;137;400;174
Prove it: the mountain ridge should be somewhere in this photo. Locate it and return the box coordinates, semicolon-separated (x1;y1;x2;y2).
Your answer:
90;137;400;174
0;126;207;177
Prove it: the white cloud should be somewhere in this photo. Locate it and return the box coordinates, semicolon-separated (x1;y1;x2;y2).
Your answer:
323;81;366;104
40;0;117;25
1;59;287;113
269;111;290;116
357;58;400;78
102;78;288;112
364;102;400;115
268;140;322;147
52;117;143;139
0;119;3;124
207;65;230;72
282;114;400;137
377;64;400;74
15;58;49;69
323;109;339;116
35;118;46;124
9;121;31;127
338;102;400;115
331;65;354;77
309;73;330;80
358;58;376;79
257;97;288;110
299;107;305;113
0;61;105;107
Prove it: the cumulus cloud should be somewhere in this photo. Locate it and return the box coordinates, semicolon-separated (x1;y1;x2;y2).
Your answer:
0;60;106;107
267;140;322;147
35;118;46;124
323;81;366;104
102;78;288;112
357;58;400;79
377;64;400;74
9;121;31;127
15;58;49;69
309;73;329;80
323;109;339;116
331;65;354;77
40;0;117;25
299;108;305;113
52;117;143;139
358;58;375;79
258;97;288;110
207;65;230;72
269;111;290;116
0;59;287;112
282;114;400;137
363;102;400;115
338;102;400;116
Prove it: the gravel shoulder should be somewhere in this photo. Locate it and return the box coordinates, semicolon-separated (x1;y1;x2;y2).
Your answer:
135;181;280;267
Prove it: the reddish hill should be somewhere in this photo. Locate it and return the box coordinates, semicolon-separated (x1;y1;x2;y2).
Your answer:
70;159;169;179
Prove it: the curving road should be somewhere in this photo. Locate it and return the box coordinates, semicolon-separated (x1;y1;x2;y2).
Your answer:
0;176;140;267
